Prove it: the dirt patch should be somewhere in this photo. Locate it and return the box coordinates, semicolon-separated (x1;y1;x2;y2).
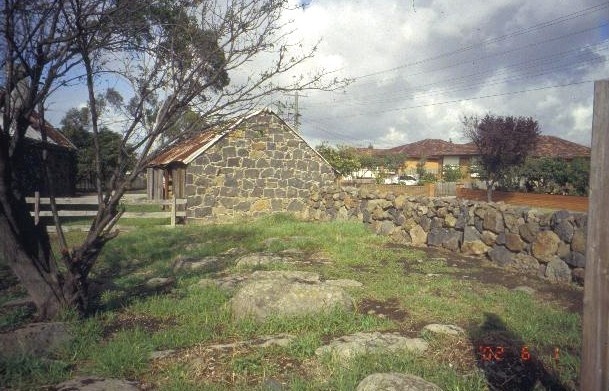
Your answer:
358;297;409;322
148;342;311;389
102;313;176;338
399;245;583;315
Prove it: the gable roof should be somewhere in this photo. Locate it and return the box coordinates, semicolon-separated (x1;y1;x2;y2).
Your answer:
0;111;76;150
387;139;478;158
368;135;590;160
148;109;333;169
531;135;590;159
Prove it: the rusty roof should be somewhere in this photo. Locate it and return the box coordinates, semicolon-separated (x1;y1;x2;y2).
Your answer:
147;109;335;169
0;105;76;149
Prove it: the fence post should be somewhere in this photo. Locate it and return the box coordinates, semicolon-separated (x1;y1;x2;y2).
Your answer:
581;79;609;390
34;191;40;225
170;195;177;227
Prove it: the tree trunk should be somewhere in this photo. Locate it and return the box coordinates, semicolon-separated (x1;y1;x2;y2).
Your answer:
486;180;494;202
0;139;86;319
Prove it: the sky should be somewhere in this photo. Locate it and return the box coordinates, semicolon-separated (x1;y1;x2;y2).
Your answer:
44;0;608;149
273;0;609;148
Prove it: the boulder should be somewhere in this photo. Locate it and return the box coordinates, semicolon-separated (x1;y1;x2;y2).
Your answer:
409;225;428;246
567;252;586;268
231;278;354;321
315;332;428;360
510;254;539;273
235;253;293;267
571;230;587;253
483;209;504;233
356;373;443;391
144;277;175;291
461;240;490;256
480;230;497;246
324;279;364;288
518;222;539;243
422;324;465;336
545;257;572;283
504;233;525;252
532;231;561;263
0;322;72;359
173;255;225;273
488;246;514;267
553;221;574;243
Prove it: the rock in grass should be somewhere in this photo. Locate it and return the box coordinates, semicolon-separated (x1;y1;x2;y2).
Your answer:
356;373;443;391
52;377;139;390
235;253;294;267
422;324;465;336
230;278;353;321
315;332;428;360
0;322;72;359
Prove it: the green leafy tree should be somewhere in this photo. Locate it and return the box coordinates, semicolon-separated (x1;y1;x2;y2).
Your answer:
60;107;135;189
316;143;361;178
441;164;463;182
463;114;540;201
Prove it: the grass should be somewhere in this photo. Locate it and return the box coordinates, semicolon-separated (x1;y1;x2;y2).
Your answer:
0;213;582;390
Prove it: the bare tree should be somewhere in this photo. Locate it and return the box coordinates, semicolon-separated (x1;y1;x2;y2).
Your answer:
462;114;540;202
0;0;344;319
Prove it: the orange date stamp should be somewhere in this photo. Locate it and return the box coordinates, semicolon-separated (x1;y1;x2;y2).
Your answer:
477;345;560;362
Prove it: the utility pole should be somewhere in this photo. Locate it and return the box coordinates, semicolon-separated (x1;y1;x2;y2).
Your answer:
294;91;300;133
581;79;609;390
274;92;304;133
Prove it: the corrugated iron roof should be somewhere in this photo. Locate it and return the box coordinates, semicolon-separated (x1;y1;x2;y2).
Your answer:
0;110;76;149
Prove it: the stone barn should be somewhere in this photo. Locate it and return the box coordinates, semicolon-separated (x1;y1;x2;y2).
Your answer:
147;109;336;221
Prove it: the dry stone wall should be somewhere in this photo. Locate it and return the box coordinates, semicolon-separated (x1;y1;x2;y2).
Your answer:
185;113;335;220
306;186;587;285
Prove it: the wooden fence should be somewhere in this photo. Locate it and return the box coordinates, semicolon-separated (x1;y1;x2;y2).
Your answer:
359;183;436;197
456;187;588;212
27;192;187;231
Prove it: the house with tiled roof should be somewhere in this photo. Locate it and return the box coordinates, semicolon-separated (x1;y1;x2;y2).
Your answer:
364;135;590;181
147;109;336;221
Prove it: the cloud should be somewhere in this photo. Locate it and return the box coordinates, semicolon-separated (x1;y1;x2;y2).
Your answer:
287;0;606;148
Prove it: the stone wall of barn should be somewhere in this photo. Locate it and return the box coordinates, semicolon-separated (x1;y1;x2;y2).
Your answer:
306;185;587;285
185;112;336;220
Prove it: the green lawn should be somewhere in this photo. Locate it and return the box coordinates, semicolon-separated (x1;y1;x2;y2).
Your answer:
0;214;581;390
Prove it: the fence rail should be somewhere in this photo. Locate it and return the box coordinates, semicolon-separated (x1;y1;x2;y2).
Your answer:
456;187;588;212
27;192;187;231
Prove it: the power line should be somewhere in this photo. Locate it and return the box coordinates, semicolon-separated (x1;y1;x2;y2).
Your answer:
306;41;608;108
350;1;609;82
314;79;594;120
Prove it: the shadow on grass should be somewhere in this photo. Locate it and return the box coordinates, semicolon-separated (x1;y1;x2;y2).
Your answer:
468;312;569;391
87;224;263;314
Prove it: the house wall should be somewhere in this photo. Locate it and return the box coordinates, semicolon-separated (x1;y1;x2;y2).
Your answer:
16;141;76;197
403;158;440;175
185;112;336;220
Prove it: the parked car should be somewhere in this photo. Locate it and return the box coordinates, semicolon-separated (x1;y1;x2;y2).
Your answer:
397;175;418;185
384;174;418;185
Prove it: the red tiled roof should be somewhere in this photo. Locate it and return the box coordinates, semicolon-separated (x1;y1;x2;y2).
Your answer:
385;139;478;158
531;135;590;159
365;136;590;160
